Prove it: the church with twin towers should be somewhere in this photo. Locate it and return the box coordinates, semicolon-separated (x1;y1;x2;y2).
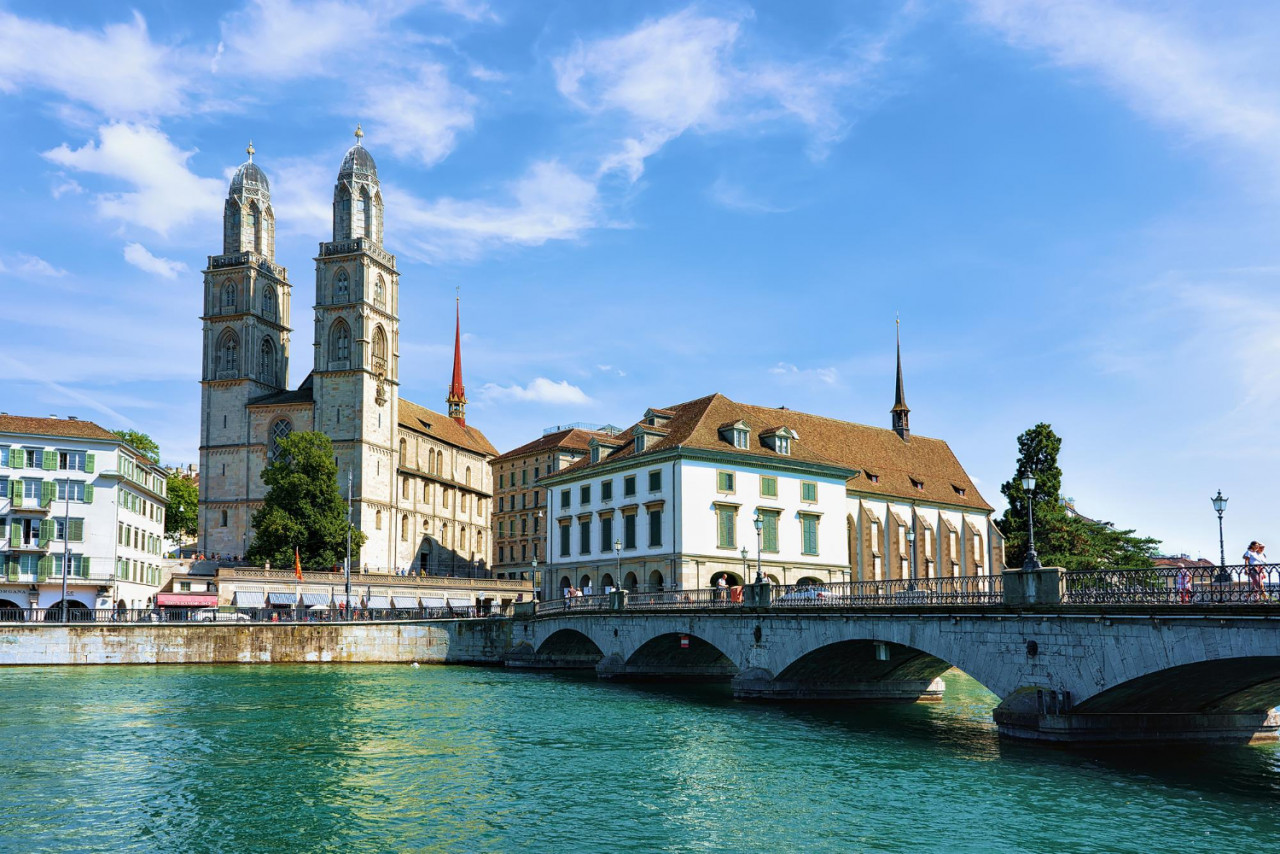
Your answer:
198;129;498;573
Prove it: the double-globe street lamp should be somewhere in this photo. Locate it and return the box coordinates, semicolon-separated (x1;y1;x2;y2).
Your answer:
753;511;764;584
1211;490;1228;570
1021;474;1042;571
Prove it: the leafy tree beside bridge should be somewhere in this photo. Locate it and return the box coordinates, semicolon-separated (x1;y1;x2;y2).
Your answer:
1000;423;1158;571
247;431;364;569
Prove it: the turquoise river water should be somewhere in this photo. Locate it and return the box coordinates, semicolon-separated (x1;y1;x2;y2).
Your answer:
1;664;1278;852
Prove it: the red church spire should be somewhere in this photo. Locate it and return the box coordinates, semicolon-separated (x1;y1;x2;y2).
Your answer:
447;293;466;426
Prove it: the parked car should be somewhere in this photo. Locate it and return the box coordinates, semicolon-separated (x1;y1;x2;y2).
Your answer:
775;588;833;603
193;608;250;622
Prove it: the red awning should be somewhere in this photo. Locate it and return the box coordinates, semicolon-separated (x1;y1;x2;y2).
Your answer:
156;593;219;607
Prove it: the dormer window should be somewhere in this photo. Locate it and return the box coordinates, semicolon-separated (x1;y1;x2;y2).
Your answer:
910;478;924;491
866;473;880;483
760;426;797;455
775;436;790;455
733;428;749;449
718;420;750;449
952;485;967;497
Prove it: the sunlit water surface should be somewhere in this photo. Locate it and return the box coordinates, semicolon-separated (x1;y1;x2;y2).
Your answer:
0;664;1278;852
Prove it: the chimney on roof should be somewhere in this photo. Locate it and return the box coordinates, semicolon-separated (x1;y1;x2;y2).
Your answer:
891;316;910;441
68;416;78;421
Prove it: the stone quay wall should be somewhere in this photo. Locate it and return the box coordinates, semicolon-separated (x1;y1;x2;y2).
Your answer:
0;620;511;667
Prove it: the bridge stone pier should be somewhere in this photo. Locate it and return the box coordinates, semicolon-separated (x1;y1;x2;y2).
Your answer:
508;608;1280;744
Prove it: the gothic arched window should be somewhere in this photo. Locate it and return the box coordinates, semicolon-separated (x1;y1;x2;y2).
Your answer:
268;418;292;462
259;338;276;384
373;276;386;310
222;281;236;310
248;204;262;254
224;201;241;253
399;438;406;461
371;325;387;376
262;285;276;320
360;188;372;239
336;187;351;237
334;269;349;304
216;330;239;375
373;191;383;243
330;320;351;365
465;466;472;487
354;190;367;238
401;514;409;542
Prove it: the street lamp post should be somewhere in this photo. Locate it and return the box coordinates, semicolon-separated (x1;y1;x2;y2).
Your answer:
614;539;621;592
531;557;538;601
740;546;749;584
61;477;71;624
1211;490;1228;570
344;471;352;615
906;527;916;588
1021;474;1042;571
753;511;764;584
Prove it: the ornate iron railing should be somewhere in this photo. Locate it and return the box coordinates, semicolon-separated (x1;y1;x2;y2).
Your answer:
534;594;612;615
0;607;490;625
1061;564;1275;605
771;576;1003;607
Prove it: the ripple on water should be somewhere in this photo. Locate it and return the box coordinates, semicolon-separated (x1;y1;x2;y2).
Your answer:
0;664;1277;853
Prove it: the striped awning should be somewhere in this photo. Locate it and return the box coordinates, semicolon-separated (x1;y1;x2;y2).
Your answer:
267;592;296;605
300;593;330;607
391;596;419;608
366;596;390;609
233;591;265;607
422;597;446;609
446;597;471;609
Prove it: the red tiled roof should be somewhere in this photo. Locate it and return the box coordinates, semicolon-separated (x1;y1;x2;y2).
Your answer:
545;393;993;511
0;414;118;442
398;397;497;457
492;428;616;463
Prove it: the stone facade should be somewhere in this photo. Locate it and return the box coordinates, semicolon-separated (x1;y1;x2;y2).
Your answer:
198;134;498;573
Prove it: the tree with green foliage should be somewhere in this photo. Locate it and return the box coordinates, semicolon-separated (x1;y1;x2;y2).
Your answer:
1000;423;1159;571
247;431;364;569
165;473;199;541
112;429;160;464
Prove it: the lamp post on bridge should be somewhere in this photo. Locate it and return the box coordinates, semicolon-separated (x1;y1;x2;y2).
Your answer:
753;511;764;584
905;527;916;589
614;538;621;592
1021;474;1042;571
1211;490;1228;570
739;546;749;585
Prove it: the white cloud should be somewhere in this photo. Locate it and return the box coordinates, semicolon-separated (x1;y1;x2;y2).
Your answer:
123;243;188;279
554;8;888;182
395;160;601;261
43;123;225;236
366;63;476;167
970;0;1280;168
0;10;193;118
480;377;593;405
708;176;793;213
0;254;67;277
769;362;841;386
51;177;84;199
215;0;390;78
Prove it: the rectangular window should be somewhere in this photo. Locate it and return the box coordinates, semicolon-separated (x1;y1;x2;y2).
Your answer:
648;509;662;547
601;516;613;552
522;470;528;486
801;481;817;503
801;515;819;555
733;429;749;449
580;484;591;505
579;519;591;554
761;511;779;552
498;474;505;489
717;506;736;549
623;514;637;549
498;497;504;512
648;470;661;492
22;479;41;500
601;480;613;501
623;476;636;497
0;447;7;466
23;449;43;469
559;522;571;557
760;476;778;498
560;489;570;509
717;471;735;492
57;451;86;471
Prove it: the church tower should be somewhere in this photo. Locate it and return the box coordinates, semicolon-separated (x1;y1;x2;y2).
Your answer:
447;296;466;426
198;144;292;555
891;318;910;441
311;127;399;568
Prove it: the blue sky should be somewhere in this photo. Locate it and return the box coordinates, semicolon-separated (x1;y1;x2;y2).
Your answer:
0;0;1276;560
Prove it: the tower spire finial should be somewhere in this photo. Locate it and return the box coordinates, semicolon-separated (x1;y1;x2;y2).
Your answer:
447;290;467;426
246;140;254;162
892;314;910;440
354;123;364;145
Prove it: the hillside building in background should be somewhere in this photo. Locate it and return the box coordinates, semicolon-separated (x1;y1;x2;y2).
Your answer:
490;424;620;583
538;353;1003;599
198;132;497;574
0;415;166;614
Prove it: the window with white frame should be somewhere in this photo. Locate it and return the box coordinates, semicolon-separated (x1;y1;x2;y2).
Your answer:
57;451;86;471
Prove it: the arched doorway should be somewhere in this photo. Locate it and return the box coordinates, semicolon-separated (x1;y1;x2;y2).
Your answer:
647;570;664;592
0;598;24;621
44;599;92;622
579;574;593;593
715;571;743;587
623;571;638;592
559;575;571;596
795;576;824;587
601;573;615;591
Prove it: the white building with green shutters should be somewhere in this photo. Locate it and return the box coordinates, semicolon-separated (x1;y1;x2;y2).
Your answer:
0;415;168;615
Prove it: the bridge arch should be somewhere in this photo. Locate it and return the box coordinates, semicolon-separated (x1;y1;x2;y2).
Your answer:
530;628;605;669
606;631;739;682
1073;656;1280;715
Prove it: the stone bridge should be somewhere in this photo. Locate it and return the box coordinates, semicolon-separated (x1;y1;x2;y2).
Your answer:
508;603;1280;744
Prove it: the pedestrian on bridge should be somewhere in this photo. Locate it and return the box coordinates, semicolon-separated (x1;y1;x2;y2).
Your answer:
1245;542;1269;601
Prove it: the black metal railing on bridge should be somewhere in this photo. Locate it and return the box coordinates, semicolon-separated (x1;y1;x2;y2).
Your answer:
1062;564;1276;605
0;607;488;625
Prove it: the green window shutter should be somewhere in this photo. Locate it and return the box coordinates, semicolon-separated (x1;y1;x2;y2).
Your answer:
6;558;16;582
84;454;94;473
43;450;55;470
41;481;54;507
82;557;90;576
68;519;84;541
37;556;52;581
83;484;94;504
39;519;54;545
11;449;23;469
718;508;734;549
763;514;778;552
802;516;818;555
8;524;19;548
801;482;817;502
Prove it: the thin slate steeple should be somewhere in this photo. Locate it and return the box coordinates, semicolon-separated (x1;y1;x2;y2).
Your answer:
892;315;910;440
447;293;467;426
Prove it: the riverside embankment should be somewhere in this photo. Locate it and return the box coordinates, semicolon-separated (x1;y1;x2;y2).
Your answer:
0;620;511;666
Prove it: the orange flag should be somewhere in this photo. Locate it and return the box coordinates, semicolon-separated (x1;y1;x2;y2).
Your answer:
294;547;303;580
